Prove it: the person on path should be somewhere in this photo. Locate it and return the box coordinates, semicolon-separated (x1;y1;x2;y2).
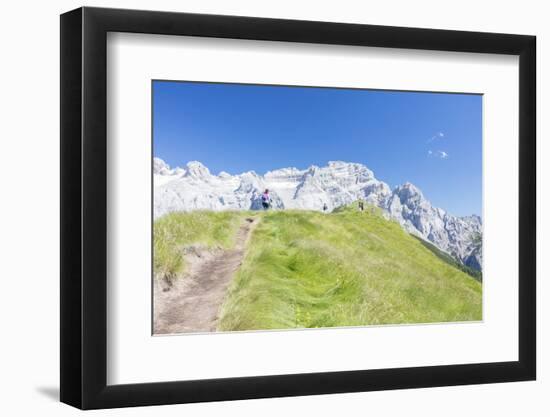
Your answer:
261;189;271;210
358;200;364;211
323;203;328;212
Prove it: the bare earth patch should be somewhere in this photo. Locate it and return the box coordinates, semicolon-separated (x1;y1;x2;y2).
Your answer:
153;217;258;334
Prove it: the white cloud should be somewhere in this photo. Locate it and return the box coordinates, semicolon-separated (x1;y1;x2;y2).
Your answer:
427;149;449;159
426;132;448;159
427;131;445;143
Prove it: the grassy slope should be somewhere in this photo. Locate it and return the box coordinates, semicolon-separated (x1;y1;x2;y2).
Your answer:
154;211;247;280
411;235;482;282
217;204;481;330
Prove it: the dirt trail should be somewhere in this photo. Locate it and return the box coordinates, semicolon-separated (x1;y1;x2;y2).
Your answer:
154;216;259;334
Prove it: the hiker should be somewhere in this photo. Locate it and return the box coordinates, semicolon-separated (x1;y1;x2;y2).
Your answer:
323;203;328;212
358;200;364;211
261;189;271;210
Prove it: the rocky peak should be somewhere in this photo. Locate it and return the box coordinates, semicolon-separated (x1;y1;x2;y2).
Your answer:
185;161;211;179
218;171;232;179
328;160;374;177
153;157;173;175
461;214;482;226
394;182;425;207
264;167;303;179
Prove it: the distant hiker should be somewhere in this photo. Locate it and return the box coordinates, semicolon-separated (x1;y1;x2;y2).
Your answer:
358;201;364;211
261;189;271;210
323;203;328;212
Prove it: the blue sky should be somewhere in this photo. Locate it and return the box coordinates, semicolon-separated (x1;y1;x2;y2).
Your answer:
153;81;482;217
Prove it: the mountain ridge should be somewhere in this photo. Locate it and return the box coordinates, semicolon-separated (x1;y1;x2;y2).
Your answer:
153;158;482;271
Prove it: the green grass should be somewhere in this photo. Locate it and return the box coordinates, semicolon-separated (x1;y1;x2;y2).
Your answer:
217;203;481;330
153;211;247;281
154;203;482;330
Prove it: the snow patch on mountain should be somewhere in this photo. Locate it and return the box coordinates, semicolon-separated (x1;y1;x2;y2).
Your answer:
153;158;482;270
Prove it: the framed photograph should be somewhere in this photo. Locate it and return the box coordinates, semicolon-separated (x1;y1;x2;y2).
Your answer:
60;7;536;409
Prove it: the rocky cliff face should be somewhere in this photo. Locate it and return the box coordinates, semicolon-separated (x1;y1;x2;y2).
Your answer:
153;158;482;270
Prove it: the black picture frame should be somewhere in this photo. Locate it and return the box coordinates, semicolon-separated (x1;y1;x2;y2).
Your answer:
60;6;536;410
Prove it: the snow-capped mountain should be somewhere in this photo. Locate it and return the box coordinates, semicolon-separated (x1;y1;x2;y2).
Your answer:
154;158;482;270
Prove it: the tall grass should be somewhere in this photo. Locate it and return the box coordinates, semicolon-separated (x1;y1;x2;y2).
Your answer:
153;211;246;280
217;206;481;330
